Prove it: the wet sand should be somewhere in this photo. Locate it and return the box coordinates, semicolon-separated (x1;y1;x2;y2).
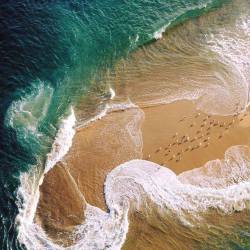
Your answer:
35;107;144;243
35;99;250;246
36;163;87;246
122;196;250;250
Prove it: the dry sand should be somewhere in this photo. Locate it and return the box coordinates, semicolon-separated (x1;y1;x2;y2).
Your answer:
35;99;250;246
142;101;250;174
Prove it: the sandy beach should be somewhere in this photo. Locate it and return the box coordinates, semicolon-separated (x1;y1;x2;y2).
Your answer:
142;101;250;174
3;0;250;249
35;98;250;246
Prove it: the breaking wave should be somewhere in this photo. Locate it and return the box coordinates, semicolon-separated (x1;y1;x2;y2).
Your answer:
8;0;250;249
16;108;76;249
17;141;250;249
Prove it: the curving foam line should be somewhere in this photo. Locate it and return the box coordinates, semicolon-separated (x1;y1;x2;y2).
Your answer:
16;107;76;248
109;87;116;100
17;144;250;250
105;159;250;219
153;1;212;40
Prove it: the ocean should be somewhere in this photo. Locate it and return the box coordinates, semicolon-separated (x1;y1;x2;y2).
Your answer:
1;0;250;249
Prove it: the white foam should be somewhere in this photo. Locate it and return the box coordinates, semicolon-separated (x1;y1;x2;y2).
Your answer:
5;81;53;135
45;107;76;173
109;87;116;100
77;99;138;129
135;34;139;43
17;143;250;250
153;1;211;40
205;9;250;111
71;204;129;250
16;107;76;248
105;159;250;223
16;104;133;250
15;2;250;248
153;24;168;40
179;145;250;189
143;1;250;116
107;99;137;112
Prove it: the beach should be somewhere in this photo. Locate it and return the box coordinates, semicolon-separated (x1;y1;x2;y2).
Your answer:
2;0;250;249
35;98;250;247
24;0;250;248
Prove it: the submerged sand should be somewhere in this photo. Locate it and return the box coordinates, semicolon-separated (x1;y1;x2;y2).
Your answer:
35;99;250;246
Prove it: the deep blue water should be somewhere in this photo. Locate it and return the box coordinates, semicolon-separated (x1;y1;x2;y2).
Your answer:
0;0;230;249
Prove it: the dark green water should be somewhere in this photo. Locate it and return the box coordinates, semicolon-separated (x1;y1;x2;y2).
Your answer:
2;0;248;249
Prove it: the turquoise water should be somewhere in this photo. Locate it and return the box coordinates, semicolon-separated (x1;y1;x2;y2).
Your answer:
1;0;246;249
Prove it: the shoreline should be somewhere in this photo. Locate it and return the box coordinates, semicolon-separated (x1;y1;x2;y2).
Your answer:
34;99;250;246
7;0;250;249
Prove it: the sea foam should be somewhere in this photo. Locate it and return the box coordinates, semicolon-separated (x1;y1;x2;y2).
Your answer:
153;1;211;40
45;107;76;173
16;107;76;248
17;144;250;250
14;2;250;248
105;159;250;222
5;81;53;135
203;6;250;113
77;99;138;129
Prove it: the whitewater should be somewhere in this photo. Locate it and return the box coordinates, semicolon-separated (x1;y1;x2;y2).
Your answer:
4;0;250;249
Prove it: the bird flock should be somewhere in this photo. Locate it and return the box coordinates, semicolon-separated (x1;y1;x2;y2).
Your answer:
145;103;249;166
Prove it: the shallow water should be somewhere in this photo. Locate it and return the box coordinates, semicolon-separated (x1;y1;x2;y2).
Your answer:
108;0;250;115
